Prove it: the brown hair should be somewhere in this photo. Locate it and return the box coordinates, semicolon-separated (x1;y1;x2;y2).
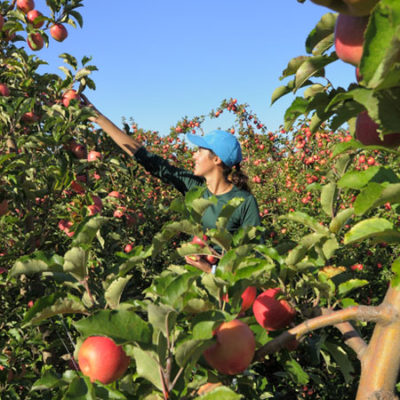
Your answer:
207;149;252;193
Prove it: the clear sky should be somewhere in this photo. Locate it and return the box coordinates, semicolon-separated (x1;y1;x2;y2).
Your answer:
31;0;357;135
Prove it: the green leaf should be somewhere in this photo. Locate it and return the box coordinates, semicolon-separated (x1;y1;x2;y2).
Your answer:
305;12;337;55
337;166;381;189
271;80;296;105
391;257;400;288
74;310;152;344
72;216;106;246
175;339;211;368
281;211;328;234
32;371;65;391
329;208;354;234
132;347;163;391
322;237;339;260
323;342;355;384
338;279;369;296
63;247;88;281
162;272;199;307
295;53;337;90
105;276;132;310
22;294;86;327
360;0;400;89
284;358;309;385
344;218;395;244
147;303;177;336
280;56;309;78
194;386;242;399
193;321;218;340
353;183;386;215
285;233;327;266
9;252;63;278
321;183;337;217
63;376;96;400
216;197;244;230
284;97;309;130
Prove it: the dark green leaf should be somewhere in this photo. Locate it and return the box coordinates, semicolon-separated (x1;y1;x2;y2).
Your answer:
74;310;152;344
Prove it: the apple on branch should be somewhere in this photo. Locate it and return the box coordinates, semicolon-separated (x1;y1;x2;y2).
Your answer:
203;319;255;375
0;83;10;97
252;288;296;331
355;111;400;147
26;10;44;28
334;14;369;66
27;32;44;51
78;336;130;384
17;0;35;14
50;23;68;42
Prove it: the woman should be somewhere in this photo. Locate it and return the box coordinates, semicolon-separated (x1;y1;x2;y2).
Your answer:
82;96;261;272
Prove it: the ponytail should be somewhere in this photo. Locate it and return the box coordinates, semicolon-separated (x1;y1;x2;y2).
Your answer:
223;163;252;193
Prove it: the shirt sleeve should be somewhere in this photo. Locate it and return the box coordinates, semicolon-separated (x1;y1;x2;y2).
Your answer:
134;147;204;195
241;195;262;227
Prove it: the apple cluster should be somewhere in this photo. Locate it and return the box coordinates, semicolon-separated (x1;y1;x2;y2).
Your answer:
1;0;69;52
324;0;400;147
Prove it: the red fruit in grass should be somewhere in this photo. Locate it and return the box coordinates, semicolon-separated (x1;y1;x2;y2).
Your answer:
0;83;10;97
252;288;296;331
203;319;255;375
355;111;400;147
50;23;68;42
78;336;130;384
27;32;44;51
26;9;44;28
334;14;368;66
17;0;34;13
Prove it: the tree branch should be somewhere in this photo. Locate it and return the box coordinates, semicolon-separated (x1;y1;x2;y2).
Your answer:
255;304;396;361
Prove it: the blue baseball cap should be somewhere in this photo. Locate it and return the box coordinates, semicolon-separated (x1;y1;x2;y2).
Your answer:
187;130;242;168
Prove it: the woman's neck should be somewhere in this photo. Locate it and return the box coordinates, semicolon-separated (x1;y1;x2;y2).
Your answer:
206;179;233;196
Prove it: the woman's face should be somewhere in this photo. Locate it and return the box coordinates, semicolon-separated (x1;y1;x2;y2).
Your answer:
192;147;217;177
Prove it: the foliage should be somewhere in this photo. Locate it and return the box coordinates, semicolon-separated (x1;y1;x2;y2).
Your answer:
1;0;400;399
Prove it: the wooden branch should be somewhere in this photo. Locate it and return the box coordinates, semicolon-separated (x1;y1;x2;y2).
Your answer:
255;304;396;361
356;285;400;400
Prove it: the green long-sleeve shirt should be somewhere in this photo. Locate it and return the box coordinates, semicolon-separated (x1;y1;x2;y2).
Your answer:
134;147;261;234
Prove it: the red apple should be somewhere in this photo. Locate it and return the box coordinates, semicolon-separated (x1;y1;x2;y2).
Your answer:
191;234;207;247
26;9;44;28
87;150;101;162
203;319;255;375
0;15;4;31
355;111;400;147
50;23;68;42
21;111;39;124
252;288;296;331
108;191;122;198
205;254;218;265
62;89;80;107
17;0;35;13
0;83;10;97
78;336;130;384
240;286;257;312
334;14;368;66
70;142;87;159
27;32;44;51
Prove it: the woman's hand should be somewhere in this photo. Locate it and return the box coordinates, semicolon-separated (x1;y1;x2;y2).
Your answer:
185;255;212;273
80;94;101;123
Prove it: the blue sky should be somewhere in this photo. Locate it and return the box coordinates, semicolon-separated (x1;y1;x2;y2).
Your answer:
31;0;357;135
